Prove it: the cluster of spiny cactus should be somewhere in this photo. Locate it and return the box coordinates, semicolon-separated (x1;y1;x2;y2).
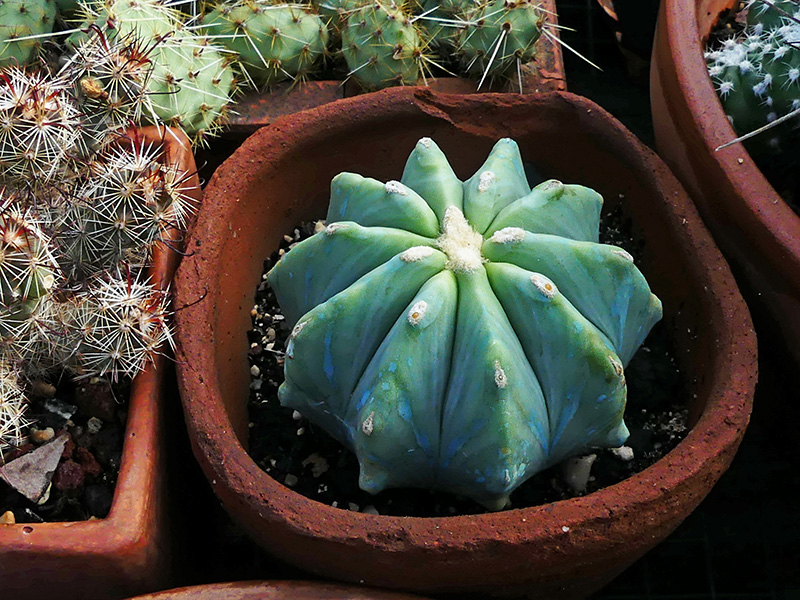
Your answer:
0;0;239;146
199;0;549;91
706;0;800;156
0;62;195;451
268;137;662;508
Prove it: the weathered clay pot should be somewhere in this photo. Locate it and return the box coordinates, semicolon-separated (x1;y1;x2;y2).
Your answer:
221;0;564;137
174;88;756;599
126;581;432;600
0;127;202;600
650;0;800;372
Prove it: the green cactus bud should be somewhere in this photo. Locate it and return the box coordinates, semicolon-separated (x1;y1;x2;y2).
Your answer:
455;0;544;85
0;0;56;66
341;0;423;89
203;1;328;87
267;137;662;509
147;34;237;144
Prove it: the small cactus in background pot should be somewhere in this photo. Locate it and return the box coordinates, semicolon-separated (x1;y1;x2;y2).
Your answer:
706;0;800;155
202;1;328;87
267;137;662;509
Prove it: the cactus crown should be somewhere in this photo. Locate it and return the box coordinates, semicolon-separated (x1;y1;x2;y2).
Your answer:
267;137;662;509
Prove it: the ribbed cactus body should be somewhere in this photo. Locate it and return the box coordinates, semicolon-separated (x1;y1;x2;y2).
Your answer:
61;272;173;380
706;0;800;153
341;1;422;89
0;360;29;449
203;2;328;87
0;0;56;66
0;68;82;183
455;0;544;81
268;137;662;509
58;139;195;277
0;198;58;342
63;31;153;139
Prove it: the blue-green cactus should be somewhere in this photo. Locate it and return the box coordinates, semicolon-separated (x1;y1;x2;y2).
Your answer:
267;137;662;509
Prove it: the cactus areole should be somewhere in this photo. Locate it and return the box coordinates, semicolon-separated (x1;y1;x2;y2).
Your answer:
268;137;662;509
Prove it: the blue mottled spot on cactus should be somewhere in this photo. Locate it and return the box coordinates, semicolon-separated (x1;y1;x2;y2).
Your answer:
398;400;412;422
323;330;335;382
356;389;371;411
268;137;662;509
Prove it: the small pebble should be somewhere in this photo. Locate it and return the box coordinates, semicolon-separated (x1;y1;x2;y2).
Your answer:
362;505;379;515
284;474;299;487
86;417;103;435
0;511;15;525
610;446;635;462
348;502;360;512
29;381;57;399
250;365;261;377
562;526;570;533
292;410;303;421
296;427;305;436
30;427;55;445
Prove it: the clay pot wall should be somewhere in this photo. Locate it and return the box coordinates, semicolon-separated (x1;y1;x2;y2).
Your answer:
174;88;756;599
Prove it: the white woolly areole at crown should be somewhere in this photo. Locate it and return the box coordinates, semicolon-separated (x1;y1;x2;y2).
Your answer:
436;206;486;273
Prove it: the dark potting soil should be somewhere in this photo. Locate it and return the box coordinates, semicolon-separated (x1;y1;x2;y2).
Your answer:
246;206;686;517
0;378;127;523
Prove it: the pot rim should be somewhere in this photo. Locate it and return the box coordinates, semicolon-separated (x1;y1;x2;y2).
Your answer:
175;88;756;545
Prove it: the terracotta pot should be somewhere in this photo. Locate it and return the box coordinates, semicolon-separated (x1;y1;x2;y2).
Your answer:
174;88;756;599
650;0;800;372
126;581;431;600
0;127;202;600
221;0;564;137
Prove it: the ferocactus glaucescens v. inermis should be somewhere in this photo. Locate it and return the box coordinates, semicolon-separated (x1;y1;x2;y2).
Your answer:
268;137;662;509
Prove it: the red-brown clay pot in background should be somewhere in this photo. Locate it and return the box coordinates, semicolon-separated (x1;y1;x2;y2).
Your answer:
650;0;800;381
0;127;202;600
126;581;432;600
174;88;756;599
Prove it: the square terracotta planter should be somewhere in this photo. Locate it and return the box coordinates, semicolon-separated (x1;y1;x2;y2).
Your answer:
173;88;756;599
650;0;800;375
221;0;565;137
0;127;202;600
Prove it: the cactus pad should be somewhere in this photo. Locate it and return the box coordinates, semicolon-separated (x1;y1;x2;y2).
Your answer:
268;137;662;509
203;1;328;87
0;0;56;67
341;0;423;89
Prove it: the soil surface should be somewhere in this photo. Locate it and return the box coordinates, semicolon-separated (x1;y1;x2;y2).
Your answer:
0;378;127;523
246;203;687;517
